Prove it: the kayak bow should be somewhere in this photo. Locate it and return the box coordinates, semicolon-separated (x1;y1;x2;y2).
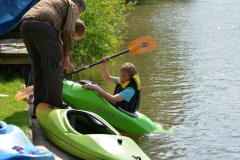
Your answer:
0;121;54;160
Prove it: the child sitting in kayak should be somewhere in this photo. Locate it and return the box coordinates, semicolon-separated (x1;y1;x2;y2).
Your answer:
82;56;141;113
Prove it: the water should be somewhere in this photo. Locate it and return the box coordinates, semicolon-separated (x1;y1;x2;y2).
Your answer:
94;0;240;159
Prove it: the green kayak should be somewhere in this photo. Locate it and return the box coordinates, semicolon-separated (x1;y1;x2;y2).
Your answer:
36;103;150;160
62;80;159;134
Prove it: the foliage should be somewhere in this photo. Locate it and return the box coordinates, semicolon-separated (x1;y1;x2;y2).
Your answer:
0;64;31;86
72;0;136;67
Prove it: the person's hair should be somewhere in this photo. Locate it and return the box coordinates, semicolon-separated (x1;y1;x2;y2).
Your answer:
71;0;86;12
120;63;137;78
75;19;87;36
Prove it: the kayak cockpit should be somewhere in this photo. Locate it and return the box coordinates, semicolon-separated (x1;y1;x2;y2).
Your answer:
66;110;117;135
0;121;7;134
112;105;139;118
78;80;139;118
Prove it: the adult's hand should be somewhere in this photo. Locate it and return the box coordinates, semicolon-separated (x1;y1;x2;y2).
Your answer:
61;55;75;72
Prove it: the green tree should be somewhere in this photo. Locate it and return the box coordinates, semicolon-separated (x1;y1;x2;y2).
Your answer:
72;0;136;67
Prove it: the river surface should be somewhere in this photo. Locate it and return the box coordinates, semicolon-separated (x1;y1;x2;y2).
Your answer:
91;0;240;159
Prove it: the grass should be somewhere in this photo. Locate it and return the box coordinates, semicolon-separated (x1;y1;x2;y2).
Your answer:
0;65;31;137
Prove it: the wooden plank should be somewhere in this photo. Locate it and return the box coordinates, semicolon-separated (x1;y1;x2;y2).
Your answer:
16;38;25;48
0;38;16;46
0;32;31;65
1;48;19;54
0;38;20;54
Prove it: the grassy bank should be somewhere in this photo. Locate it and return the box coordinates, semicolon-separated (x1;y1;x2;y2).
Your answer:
0;65;31;136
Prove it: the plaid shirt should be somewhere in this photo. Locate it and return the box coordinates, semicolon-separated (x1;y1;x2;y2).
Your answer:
22;0;79;56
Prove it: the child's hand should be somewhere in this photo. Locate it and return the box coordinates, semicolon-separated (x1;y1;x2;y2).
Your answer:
82;83;95;90
102;56;110;63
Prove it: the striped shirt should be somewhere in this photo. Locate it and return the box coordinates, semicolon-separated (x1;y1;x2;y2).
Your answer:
22;0;79;56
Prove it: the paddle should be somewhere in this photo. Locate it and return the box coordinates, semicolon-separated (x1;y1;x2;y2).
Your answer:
63;36;158;78
15;85;33;101
15;36;158;100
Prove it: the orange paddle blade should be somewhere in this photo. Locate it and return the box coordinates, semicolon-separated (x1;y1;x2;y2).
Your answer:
128;36;158;54
15;85;34;100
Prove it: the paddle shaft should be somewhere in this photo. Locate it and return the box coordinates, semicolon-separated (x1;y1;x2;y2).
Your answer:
63;49;129;78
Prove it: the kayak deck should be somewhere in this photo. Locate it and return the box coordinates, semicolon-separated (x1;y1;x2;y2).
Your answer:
36;103;151;160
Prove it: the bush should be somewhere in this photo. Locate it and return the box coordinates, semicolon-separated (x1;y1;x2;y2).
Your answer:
72;0;136;67
0;64;30;86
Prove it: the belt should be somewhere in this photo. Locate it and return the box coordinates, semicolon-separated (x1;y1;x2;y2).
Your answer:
23;19;53;27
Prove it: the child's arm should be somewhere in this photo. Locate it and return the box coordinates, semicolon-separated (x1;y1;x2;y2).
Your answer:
102;56;114;83
82;84;124;103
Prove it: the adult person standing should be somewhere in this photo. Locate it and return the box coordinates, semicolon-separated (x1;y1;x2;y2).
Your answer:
26;19;87;104
20;0;86;118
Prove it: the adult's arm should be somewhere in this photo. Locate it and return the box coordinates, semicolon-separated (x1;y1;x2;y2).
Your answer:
61;1;79;56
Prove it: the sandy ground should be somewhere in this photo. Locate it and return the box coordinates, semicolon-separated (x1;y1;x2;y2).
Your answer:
28;104;79;160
